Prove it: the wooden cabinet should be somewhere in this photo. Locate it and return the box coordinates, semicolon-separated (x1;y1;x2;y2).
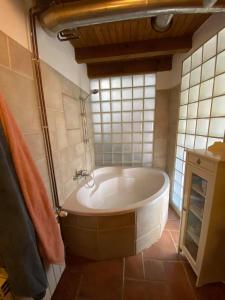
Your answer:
179;148;225;287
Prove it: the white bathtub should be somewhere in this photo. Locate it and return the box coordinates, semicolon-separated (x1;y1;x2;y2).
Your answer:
62;167;170;260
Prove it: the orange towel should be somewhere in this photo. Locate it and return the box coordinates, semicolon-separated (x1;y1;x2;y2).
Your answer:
0;93;64;264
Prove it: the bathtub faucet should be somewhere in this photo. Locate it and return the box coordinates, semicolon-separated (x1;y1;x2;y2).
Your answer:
73;169;89;180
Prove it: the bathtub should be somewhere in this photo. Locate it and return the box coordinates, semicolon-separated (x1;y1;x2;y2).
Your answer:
61;167;170;260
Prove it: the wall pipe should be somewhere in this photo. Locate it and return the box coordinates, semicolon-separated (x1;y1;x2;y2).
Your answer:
37;0;225;33
29;8;60;210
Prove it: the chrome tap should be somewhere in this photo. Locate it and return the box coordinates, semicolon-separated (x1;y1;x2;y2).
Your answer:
73;169;89;180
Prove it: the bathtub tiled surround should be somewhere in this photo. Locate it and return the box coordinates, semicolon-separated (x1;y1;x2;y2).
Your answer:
52;207;225;300
61;168;170;260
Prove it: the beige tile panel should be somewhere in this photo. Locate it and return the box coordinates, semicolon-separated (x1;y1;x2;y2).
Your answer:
136;200;161;237
136;225;161;253
155;89;169;125
67;129;82;146
23;132;45;161
63;94;81;129
8;37;33;79
0;31;10;67
40;61;63;111
46;109;56;132
36;158;53;205
0;66;41;134
153;157;167;170
154;138;168;159
63;178;76;201
62;214;98;229
62;225;99;259
98;212;135;230
61;75;80;99
98;226;135;260
154;124;168;139
55;111;68;150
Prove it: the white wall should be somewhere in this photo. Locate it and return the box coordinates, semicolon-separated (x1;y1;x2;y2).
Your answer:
0;0;90;92
36;22;89;92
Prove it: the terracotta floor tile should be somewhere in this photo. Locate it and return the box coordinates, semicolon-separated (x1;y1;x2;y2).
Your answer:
168;207;179;220
164;261;196;300
143;230;181;261
165;219;181;231
170;230;180;245
124;279;171;300
125;253;144;280
78;259;123;300
183;262;225;300
51;267;82;300
144;259;166;281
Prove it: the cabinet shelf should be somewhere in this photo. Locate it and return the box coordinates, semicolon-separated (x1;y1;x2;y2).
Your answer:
187;228;200;246
189;204;203;221
191;184;206;198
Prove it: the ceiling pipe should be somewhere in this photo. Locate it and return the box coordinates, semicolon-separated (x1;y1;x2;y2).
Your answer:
152;14;174;32
37;0;225;33
151;0;219;33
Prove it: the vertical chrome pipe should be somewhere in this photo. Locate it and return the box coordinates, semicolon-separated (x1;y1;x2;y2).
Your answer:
29;8;60;209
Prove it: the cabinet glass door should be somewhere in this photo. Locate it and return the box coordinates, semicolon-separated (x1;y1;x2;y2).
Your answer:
184;173;207;261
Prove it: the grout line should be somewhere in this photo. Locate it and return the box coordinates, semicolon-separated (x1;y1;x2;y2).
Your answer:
121;257;125;300
141;251;146;279
168;230;179;252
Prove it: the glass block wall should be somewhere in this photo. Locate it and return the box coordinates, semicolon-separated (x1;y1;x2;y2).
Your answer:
172;27;225;212
90;74;156;166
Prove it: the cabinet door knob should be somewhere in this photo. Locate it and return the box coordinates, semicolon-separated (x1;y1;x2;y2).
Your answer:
197;158;201;164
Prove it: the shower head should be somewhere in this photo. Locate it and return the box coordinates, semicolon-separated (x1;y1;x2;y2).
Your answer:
92;89;99;95
80;89;99;101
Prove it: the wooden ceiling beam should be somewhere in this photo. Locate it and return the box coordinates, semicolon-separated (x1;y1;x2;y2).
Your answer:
75;36;192;64
87;56;172;78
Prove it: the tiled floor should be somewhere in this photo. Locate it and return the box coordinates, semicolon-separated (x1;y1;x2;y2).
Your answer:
52;207;225;300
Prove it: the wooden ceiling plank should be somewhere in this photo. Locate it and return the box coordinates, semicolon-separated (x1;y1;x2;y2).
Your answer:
75;36;192;63
87;56;172;78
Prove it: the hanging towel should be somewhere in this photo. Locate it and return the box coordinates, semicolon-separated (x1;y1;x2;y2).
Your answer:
0;123;47;298
0;93;64;264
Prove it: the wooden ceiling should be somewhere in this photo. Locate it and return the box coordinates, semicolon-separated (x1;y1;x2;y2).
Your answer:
50;0;224;77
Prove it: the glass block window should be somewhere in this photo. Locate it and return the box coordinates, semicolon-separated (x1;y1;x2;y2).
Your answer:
90;74;156;166
172;27;225;212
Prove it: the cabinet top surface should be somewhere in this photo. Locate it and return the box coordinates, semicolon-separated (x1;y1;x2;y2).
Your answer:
186;149;225;162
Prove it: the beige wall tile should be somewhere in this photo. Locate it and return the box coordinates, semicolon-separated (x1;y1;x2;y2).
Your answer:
67;129;82;145
41;62;63;111
8;38;33;79
24;132;45;161
0;31;9;67
62;76;80;99
0;66;41;134
63;94;81;129
55;111;68;150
